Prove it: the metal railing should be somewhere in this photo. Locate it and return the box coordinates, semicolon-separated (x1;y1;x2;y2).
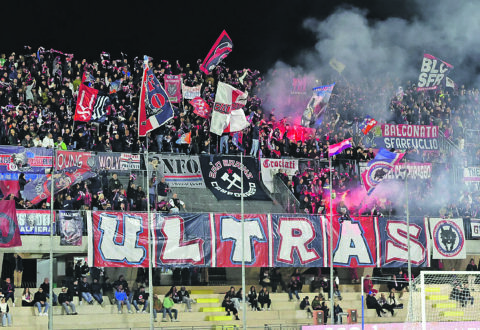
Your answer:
273;175;299;213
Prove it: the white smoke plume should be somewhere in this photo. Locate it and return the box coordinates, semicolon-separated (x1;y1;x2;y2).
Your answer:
260;0;480;118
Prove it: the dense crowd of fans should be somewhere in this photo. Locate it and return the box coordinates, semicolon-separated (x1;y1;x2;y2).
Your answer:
0;46;478;222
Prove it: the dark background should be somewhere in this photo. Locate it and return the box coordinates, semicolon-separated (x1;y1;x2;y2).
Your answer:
3;0;413;72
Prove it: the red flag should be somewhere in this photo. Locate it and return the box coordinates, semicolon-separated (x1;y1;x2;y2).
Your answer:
0;200;22;247
0;180;20;198
200;30;233;74
190;97;211;118
74;84;99;122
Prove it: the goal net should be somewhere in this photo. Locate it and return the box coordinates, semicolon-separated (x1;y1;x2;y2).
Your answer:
407;271;480;324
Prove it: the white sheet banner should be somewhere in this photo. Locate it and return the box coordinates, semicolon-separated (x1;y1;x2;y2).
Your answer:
260;158;298;192
429;218;466;259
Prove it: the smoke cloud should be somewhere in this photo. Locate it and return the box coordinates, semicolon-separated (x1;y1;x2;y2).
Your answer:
260;0;480;118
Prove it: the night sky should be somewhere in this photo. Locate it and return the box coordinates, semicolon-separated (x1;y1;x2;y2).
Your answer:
2;0;413;73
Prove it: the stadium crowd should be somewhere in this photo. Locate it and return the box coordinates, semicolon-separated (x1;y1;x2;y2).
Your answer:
0;47;478;222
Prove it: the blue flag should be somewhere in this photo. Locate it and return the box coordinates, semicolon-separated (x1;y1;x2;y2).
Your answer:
138;56;174;136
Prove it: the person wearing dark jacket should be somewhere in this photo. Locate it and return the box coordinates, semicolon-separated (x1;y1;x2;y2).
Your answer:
222;296;240;320
247;286;259;311
58;287;77;315
366;291;387;317
300;296;313;318
258;286;271;311
68;279;83;304
91;278;104;305
288;276;301;301
33;287;49;316
79;277;94;304
2;278;14;305
40;278;57;306
133;286;149;313
102;277;115;305
178;286;195;312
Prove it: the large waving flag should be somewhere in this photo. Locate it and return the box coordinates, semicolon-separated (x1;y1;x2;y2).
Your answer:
200;30;233;74
210;82;249;135
74;84;110;122
417;54;453;91
361;148;405;195
0;200;22;247
301;83;335;128
359;115;378;135
190;97;211;118
138;56;174;136
328;138;352;157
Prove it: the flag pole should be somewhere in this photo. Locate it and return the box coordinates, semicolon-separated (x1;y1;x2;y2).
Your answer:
48;147;56;330
145;136;154;330
328;154;334;325
241;151;246;329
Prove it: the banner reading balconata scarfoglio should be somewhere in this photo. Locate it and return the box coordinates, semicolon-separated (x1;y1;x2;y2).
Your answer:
367;124;439;150
88;211;434;268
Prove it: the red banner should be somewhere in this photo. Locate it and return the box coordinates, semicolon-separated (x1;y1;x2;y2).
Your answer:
74;84;99;122
214;213;269;267
90;211;149;268
327;215;378;267
0;200;22;247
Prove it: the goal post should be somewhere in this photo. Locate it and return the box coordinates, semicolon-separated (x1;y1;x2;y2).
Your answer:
408;270;480;329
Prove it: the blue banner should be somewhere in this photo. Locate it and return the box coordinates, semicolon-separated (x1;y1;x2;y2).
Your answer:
271;214;325;267
154;213;212;267
376;216;431;268
0;146;53;174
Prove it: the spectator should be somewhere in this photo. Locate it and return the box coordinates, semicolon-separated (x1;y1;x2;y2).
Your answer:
22;288;34;307
178;286;195;312
40;277;57;306
152;294;163;322
258;286;271;311
247;285;259;311
58;286;77;315
0;297;12;327
288;276;301;301
363;275;378;295
300;296;313;318
270;268;285;293
133;286;149;313
91;278;104;305
2;278;14;306
387;275;405;300
224;286;241;311
222;296;240;321
366;291;386;317
102;277;115;305
165;286;181;304
33;287;49;316
79;277;94;305
377;292;395;316
156;177;170;203
115;285;133;314
168;193;186;213
333;301;344;324
161;292;179;322
68;279;82;305
466;258;478;289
